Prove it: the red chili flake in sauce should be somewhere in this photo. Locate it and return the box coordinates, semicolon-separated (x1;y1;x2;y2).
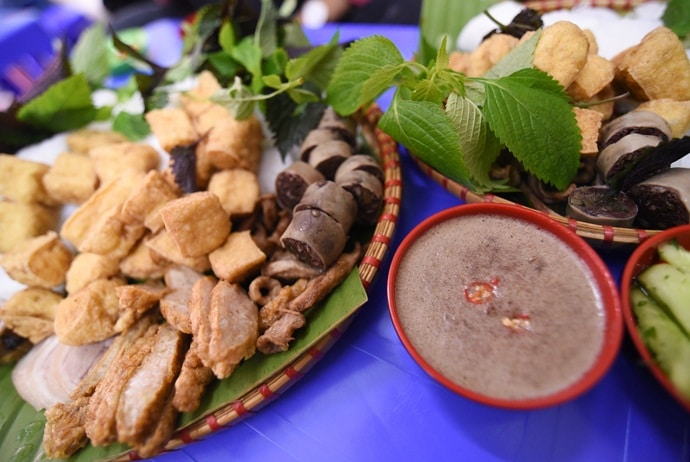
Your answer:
464;278;499;304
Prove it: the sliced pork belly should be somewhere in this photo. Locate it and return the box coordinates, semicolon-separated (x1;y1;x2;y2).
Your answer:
12;335;111;411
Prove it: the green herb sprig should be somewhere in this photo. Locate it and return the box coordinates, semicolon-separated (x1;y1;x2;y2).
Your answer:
327;31;582;192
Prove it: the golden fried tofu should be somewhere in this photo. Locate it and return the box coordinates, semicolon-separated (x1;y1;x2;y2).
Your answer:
588;85;616;121
66;129;127;155
119;235;170;280
65;252;120;294
466;33;519;77
145;108;198;153
209;230;266;282
193;104;230;136
207;168;260;217
0;200;58;253
567;54;615;101
159;191;230;257
89;142;160;184
180;70;222;119
448;51;471;74
614;26;690;101
54;278;125;345
42;152;98;204
145;230;211;273
533;21;590;88
0;231;73;288
194;138;215;189
78;212;146;260
0;154;56;206
573;107;604;156
121;170;180;233
0;287;61;343
61;170;144;251
635;99;690;138
204;115;263;172
582;29;598;55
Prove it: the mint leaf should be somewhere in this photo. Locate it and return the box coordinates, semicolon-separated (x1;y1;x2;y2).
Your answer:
481;68;581;190
112;111;151;140
663;0;690;37
17;73;97;132
327;36;406;115
232;38;264;92
70;23;110;86
286;37;342;91
379;95;472;186
446;93;502;190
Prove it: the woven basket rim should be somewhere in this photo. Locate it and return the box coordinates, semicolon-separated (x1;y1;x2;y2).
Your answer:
410;155;662;247
114;105;402;461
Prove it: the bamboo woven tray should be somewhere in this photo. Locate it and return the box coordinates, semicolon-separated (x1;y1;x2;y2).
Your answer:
116;105;402;460
412;0;664;247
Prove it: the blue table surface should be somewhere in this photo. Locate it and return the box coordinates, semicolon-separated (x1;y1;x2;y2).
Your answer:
4;13;690;462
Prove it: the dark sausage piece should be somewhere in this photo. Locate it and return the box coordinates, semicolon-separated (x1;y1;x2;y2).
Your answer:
294;180;358;232
274;161;325;210
335;169;384;226
303;140;353;179
280;208;348;270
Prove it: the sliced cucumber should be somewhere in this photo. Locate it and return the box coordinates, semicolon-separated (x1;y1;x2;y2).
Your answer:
658;239;690;274
637;263;690;337
632;286;690;400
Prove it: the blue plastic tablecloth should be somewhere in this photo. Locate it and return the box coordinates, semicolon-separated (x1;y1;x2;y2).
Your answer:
3;13;689;462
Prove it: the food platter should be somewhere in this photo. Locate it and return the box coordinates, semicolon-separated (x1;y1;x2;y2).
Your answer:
0;105;402;461
408;0;688;247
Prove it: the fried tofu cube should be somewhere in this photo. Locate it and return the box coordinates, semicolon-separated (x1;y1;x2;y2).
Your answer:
145;108;198;152
567;53;615;101
42;152;98;204
209;230;266;282
121;170;180;233
78;212;146;259
0;201;58;252
448;51;471;74
180;70;222;119
614;26;690;101
204;115;263;172
207;168;260;217
54;278;124;345
0;287;61;343
0;231;73;288
573;107;604;156
193;104;230;135
0;154;56;206
145;230;210;272
119;235;170;280
466;33;519;77
587;85;616;121
89;142;160;184
66;129;127;155
65;252;120;294
635;99;690;138
61;170;144;250
582;29;598;55
533;21;590;88
159;191;230;257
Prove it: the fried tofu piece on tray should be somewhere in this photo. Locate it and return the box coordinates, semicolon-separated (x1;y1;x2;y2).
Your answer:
0;230;72;288
0;287;61;343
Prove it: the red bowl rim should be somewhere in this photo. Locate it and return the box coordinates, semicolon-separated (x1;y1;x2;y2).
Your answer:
621;223;690;413
387;203;624;410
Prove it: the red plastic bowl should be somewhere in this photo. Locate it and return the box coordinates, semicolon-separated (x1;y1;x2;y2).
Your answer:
387;203;623;410
621;224;690;413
